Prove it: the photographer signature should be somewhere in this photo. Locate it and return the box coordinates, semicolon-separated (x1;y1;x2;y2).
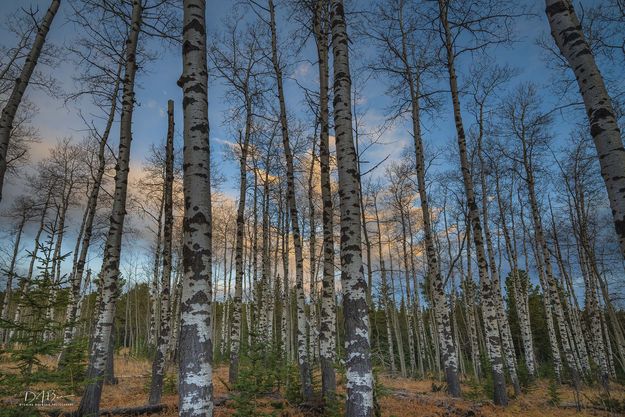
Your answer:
19;390;75;407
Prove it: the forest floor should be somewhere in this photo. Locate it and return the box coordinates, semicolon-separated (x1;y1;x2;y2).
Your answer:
2;353;625;416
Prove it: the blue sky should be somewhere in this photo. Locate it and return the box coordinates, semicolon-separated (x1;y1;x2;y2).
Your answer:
0;0;621;301
0;0;564;202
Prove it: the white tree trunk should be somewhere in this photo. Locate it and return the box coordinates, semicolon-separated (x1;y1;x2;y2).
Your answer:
229;126;250;385
59;63;122;363
0;0;60;201
267;0;313;399
401;17;460;389
476;124;520;395
330;1;374;414
545;0;625;259
77;2;142;415
0;211;28;343
522;146;581;386
313;0;337;397
438;0;507;405
178;1;214;415
149;100;175;405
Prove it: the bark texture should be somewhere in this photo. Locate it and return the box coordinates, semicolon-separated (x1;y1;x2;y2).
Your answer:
313;0;337;402
545;0;625;259
178;1;214;415
267;0;313;400
77;2;142;415
437;0;507;405
330;1;374;415
0;0;60;202
149;100;175;405
398;3;460;392
59;62;123;364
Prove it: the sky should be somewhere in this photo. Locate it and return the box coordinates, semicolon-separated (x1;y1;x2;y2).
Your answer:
0;0;621;301
0;0;559;199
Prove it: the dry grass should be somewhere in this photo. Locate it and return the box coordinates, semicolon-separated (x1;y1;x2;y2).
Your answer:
2;354;625;416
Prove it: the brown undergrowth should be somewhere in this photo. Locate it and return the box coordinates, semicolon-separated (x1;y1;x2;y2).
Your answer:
1;354;624;416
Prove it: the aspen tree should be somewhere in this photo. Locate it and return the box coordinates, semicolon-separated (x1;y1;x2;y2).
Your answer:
149;100;175;405
77;1;143;414
0;0;60;202
265;0;313;399
437;0;508;404
503;84;581;388
59;60;123;365
312;0;338;400
178;0;214;415
209;20;263;384
331;1;374;414
178;0;213;417
545;0;625;259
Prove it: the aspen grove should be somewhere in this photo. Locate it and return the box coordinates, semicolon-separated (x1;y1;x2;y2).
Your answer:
2;0;625;416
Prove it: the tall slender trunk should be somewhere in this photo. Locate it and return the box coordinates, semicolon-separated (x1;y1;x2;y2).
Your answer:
545;0;625;258
462;220;482;380
57;182;89;352
260;149;273;345
0;211;28;342
229;132;251;384
495;172;536;377
330;1;373;414
149;100;175;405
373;196;396;375
551;205;591;377
77;2;142;415
519;129;580;387
398;206;417;377
407;214;426;377
314;0;337;400
438;0;506;404
59;62;123;363
475;115;520;395
596;270;625;373
251;160;259;335
399;4;460;389
307;136;318;362
280;186;293;361
46;175;76;339
386;238;407;377
178;1;214;415
222;229;234;356
264;182;275;345
267;0;313;399
9;192;52;342
0;0;61;201
583;255;609;386
521;202;562;380
149;199;164;348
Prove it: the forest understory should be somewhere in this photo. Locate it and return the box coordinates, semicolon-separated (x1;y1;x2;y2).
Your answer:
1;352;624;417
